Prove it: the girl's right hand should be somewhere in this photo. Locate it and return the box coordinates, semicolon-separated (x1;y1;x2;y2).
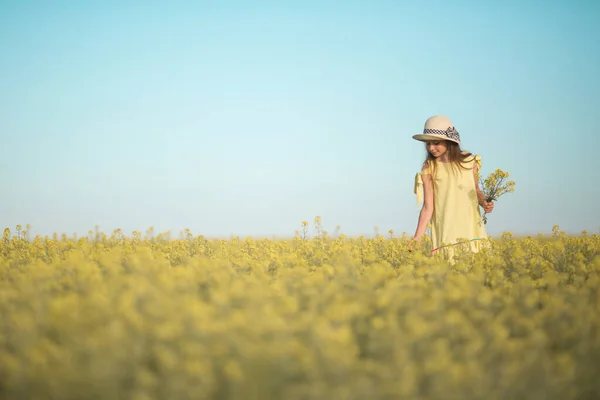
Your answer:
408;237;420;252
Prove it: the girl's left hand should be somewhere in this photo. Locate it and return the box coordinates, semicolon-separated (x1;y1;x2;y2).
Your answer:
483;201;494;213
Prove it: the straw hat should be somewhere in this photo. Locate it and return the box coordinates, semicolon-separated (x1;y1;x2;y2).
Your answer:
412;115;461;145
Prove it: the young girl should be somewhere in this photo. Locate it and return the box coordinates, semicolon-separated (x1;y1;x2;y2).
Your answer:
412;115;494;260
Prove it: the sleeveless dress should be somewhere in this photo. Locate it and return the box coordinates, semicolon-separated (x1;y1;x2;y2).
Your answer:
414;153;488;260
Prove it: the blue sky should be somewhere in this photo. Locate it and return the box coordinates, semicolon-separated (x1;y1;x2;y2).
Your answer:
1;0;599;239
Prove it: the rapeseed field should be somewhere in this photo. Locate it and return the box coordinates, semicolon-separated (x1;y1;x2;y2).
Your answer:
1;222;599;399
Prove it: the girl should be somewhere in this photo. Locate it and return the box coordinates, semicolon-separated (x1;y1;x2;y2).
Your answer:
411;115;494;260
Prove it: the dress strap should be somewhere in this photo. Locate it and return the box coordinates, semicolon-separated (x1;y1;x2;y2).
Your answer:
474;154;482;170
414;172;424;205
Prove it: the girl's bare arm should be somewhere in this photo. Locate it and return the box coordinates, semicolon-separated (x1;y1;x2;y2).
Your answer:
473;163;494;212
413;173;434;239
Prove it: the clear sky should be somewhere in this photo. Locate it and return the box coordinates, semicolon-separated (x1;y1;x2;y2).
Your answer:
1;0;599;239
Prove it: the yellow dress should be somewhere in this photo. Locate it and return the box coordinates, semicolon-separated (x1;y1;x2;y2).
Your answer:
414;154;488;260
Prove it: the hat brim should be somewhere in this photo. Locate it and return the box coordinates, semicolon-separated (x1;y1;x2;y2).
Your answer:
412;134;461;145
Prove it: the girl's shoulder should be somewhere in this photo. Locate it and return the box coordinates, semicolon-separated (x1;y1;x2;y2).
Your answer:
460;151;482;167
420;159;433;174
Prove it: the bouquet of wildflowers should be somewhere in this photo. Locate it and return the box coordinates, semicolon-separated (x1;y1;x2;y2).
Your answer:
479;169;515;224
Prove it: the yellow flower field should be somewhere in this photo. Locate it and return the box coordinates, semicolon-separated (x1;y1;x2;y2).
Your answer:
1;223;599;399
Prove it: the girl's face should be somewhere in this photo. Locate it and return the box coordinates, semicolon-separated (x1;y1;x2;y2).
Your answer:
426;140;448;159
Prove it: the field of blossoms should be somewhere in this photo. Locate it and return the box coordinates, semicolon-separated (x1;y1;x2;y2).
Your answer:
1;221;599;400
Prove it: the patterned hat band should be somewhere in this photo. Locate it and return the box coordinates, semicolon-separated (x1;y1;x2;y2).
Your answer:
422;126;460;142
